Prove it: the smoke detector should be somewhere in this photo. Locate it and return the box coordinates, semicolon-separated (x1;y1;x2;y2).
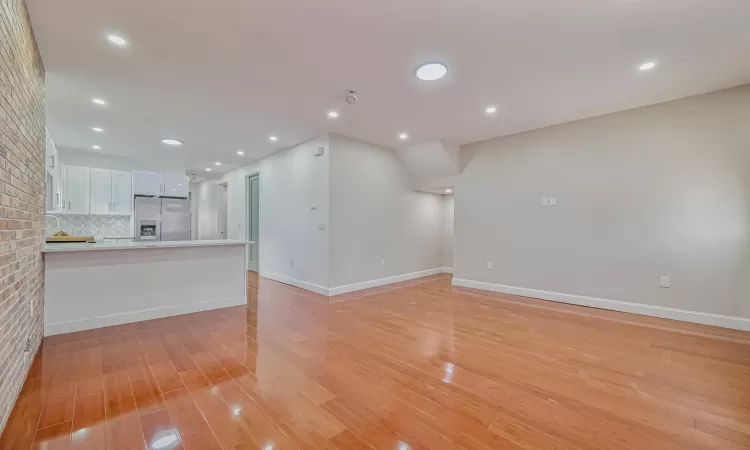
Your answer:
345;90;358;105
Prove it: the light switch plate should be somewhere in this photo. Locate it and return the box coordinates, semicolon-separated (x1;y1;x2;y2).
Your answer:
486;262;493;270
659;276;670;288
549;197;556;206
541;198;550;206
317;223;325;231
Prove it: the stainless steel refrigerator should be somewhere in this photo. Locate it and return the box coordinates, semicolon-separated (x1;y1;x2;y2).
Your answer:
134;196;190;242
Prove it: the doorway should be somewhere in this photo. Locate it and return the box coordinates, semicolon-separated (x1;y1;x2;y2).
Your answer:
217;182;228;239
246;174;260;271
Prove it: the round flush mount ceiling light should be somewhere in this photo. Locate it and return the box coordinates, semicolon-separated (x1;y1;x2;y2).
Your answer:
92;145;101;150
415;62;447;81
107;34;128;47
398;133;408;140
445;188;453;194
639;61;656;71
269;135;278;142
161;138;183;146
92;127;104;132
91;98;107;106
215;162;221;166
327;110;339;119
205;168;212;172
236;150;244;155
485;105;498;115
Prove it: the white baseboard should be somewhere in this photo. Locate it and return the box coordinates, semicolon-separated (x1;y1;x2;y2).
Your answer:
442;267;454;274
259;271;331;296
329;268;444;296
452;278;750;332
44;296;247;336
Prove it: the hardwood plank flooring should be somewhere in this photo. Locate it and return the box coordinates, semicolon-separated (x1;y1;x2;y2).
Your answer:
3;273;750;449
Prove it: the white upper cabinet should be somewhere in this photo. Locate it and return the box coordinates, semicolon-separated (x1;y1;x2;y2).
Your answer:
111;170;132;215
89;169;133;215
45;131;61;213
64;165;90;214
133;171;189;197
89;169;112;214
133;171;162;196
161;172;189;198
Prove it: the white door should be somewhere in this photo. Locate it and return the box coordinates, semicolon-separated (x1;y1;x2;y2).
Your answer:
65;166;91;214
162;172;189;197
111;170;133;215
90;169;112;215
133;171;162;196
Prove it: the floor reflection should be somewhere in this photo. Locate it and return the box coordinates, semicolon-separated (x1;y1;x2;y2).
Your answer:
3;272;748;449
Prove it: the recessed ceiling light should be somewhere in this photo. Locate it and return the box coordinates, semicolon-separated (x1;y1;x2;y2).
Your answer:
399;133;408;140
445;188;453;193
107;35;128;47
328;110;339;119
269;135;278;142
639;61;656;71
485;105;498;115
236;150;244;155
91;98;107;105
161;138;183;146
92;145;101;150
415;62;447;81
205;168;212;172
215;162;221;166
92;127;104;132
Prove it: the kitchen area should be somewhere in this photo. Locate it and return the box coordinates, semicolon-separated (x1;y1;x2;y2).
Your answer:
43;135;251;337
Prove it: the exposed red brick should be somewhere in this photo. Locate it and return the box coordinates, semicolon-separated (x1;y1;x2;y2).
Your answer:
0;0;45;433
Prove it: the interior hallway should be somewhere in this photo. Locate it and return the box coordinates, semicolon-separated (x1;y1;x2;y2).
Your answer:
2;273;749;449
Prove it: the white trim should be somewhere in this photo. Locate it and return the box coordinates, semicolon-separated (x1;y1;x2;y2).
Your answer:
442;267;454;274
259;271;331;296
452;278;750;332
44;296;247;336
329;268;444;296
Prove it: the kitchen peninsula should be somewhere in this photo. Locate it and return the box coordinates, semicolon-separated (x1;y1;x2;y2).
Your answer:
43;239;251;336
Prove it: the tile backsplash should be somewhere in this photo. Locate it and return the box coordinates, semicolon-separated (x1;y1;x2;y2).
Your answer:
46;214;132;238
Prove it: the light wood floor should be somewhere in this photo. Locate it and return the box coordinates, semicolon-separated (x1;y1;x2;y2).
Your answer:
2;273;750;449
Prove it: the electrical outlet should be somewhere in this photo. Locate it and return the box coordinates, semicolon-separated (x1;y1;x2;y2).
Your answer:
549;197;556;206
317;223;325;231
23;338;31;353
381;258;386;266
659;276;670;288
486;262;493;270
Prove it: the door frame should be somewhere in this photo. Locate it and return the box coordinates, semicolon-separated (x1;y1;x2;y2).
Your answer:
217;181;228;239
246;173;260;272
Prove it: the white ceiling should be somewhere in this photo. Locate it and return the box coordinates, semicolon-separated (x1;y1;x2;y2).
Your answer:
27;0;750;176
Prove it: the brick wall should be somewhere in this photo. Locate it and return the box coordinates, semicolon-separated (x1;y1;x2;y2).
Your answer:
0;0;46;433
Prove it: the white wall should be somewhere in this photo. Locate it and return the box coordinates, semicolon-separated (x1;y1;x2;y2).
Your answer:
442;194;454;269
329;134;443;287
199;135;331;290
457;85;750;320
196;181;220;240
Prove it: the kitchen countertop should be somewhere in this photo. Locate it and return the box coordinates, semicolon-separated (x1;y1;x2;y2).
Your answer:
43;239;254;253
